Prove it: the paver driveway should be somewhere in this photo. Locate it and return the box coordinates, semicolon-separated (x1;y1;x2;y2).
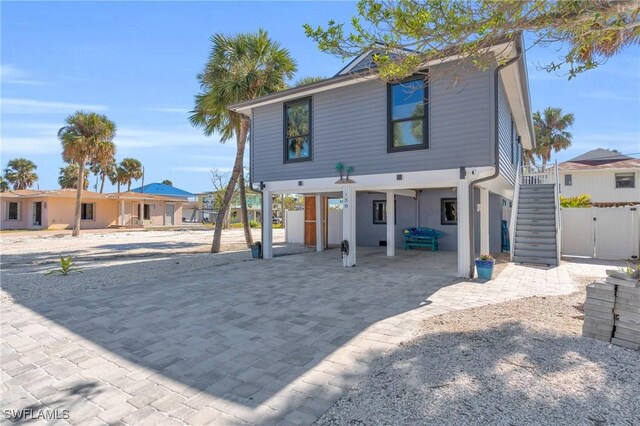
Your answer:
1;248;591;425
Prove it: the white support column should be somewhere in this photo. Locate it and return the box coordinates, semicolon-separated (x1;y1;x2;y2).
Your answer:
119;200;125;226
262;190;273;259
342;185;357;267
480;188;490;254
316;194;324;252
386;191;395;256
457;180;472;278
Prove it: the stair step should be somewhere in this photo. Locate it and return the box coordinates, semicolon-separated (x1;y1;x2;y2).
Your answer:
517;219;555;226
516;224;556;232
520;184;555;189
516;230;556;238
515;241;557;249
515;236;556;245
519;197;555;203
513;255;558;266
518;207;555;213
515;249;557;258
517;213;555;220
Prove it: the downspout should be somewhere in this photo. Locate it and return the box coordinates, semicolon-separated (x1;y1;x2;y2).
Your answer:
466;52;522;277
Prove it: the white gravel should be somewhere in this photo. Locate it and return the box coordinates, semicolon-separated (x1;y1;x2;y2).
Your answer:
316;277;640;425
0;228;302;306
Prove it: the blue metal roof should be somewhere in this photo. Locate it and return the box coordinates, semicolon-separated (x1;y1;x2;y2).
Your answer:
130;183;194;199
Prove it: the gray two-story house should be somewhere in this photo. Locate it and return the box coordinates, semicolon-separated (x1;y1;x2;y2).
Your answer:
230;34;535;278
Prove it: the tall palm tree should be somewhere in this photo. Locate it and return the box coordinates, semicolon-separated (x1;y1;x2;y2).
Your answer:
293;76;325;87
532;107;575;166
58;111;116;236
90;158;117;193
59;164;89;189
0;177;8;192
3;158;38;190
190;29;296;252
118;158;143;191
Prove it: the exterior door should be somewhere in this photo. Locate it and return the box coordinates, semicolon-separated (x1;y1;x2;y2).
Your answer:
304;196;329;247
32;202;42;227
304;196;316;246
165;204;175;226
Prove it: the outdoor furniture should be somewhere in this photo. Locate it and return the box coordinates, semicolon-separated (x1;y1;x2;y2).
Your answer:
403;227;444;251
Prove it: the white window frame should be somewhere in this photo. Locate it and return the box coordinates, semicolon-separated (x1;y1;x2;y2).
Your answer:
615;172;635;189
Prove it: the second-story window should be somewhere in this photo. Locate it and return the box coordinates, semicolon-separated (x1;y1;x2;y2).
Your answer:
284;98;312;163
388;78;428;152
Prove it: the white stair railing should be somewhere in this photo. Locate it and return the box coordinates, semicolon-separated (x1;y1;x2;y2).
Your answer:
521;164;555;185
509;163;522;261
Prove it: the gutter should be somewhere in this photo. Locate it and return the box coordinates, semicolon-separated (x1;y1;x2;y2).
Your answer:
465;51;522;278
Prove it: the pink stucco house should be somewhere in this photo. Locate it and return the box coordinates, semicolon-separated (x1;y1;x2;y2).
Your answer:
0;189;184;230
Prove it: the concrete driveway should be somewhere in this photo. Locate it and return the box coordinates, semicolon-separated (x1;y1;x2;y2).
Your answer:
1;248;597;425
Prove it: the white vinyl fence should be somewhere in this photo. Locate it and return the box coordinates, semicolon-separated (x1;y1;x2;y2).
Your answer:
561;206;640;260
285;209;343;246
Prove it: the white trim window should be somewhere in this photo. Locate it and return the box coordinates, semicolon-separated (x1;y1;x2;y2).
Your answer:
81;203;95;221
5;201;21;220
615;172;635;189
564;174;572;186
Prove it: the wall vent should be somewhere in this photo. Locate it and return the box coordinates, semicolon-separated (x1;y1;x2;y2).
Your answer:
396;174;403;180
298;181;303;186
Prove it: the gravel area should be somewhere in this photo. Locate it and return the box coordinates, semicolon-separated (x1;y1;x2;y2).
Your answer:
0;228;302;306
317;275;640;425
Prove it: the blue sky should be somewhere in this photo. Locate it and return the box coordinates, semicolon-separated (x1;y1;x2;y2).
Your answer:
2;2;639;193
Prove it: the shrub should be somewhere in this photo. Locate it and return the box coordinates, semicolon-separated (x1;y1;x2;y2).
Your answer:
560;194;592;208
45;256;82;276
249;220;260;228
478;254;494;261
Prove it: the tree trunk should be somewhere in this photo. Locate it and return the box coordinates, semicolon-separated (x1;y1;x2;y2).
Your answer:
99;174;106;193
72;160;86;237
238;173;253;248
211;119;249;253
127;181;131;191
117;181;120;193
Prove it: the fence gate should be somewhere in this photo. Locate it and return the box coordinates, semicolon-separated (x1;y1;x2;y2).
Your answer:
561;207;640;260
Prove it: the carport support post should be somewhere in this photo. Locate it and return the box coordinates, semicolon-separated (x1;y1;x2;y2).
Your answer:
386;191;395;256
262;190;273;259
457;180;472;278
315;194;324;252
119;200;125;226
342;185;356;267
480;188;490;254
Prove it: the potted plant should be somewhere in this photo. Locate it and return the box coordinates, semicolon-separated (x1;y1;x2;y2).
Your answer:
475;254;495;280
250;241;262;259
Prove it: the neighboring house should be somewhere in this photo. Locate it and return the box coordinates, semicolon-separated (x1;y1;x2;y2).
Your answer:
191;192;261;223
0;189;184;230
130;182;194;200
559;149;640;205
229;34;536;278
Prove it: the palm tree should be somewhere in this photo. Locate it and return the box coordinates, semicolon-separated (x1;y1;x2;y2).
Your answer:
532;107;575;166
162;179;173;186
0;177;8;192
90;158;117;193
118;158;143;191
59;164;89;189
293;76;325;87
58;111;116;236
190;29;296;252
3;158;38;190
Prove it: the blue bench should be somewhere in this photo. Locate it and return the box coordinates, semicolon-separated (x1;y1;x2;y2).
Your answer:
403;227;444;252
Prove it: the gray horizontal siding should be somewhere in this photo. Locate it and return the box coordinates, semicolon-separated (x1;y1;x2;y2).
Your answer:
498;77;517;185
252;61;494;183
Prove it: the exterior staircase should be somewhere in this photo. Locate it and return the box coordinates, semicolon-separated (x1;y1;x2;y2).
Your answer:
510;163;561;267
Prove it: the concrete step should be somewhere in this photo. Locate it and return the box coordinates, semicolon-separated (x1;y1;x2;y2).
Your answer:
519;197;555;204
517;218;555;226
513;255;558;266
516;230;556;239
515;249;557;258
516;224;556;232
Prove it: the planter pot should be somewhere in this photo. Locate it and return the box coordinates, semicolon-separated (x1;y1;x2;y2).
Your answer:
250;244;262;259
475;259;495;280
